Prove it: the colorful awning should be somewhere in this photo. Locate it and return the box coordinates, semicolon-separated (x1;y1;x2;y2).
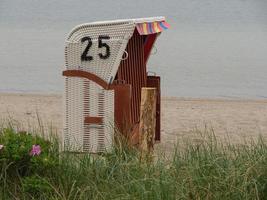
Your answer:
136;21;170;35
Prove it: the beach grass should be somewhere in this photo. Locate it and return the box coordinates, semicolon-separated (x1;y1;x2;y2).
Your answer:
0;126;266;200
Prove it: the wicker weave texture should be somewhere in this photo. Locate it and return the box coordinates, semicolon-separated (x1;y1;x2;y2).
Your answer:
65;22;135;83
64;77;114;152
64;77;84;151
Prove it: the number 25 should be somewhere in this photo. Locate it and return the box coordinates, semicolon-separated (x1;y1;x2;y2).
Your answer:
81;35;110;61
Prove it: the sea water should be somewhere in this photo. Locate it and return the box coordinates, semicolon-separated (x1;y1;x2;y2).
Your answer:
0;0;267;98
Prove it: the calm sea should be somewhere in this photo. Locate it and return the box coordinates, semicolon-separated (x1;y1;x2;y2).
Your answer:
1;0;267;98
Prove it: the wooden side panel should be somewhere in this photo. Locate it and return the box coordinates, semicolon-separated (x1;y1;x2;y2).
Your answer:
147;76;161;141
116;30;146;125
114;84;132;135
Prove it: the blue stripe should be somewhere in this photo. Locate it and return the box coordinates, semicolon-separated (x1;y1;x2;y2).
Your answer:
148;23;153;34
159;22;168;30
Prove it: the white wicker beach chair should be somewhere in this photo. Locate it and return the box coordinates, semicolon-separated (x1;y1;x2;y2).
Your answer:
63;17;169;153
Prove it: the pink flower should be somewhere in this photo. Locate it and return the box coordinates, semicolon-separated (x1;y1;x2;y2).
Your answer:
0;144;4;150
30;145;41;156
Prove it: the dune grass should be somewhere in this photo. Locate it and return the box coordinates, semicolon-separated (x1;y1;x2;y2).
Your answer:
0;126;266;199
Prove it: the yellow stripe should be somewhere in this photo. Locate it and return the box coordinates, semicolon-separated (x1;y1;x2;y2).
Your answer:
153;22;160;33
142;23;148;34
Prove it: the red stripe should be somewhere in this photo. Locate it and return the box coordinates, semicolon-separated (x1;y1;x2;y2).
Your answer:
162;21;170;29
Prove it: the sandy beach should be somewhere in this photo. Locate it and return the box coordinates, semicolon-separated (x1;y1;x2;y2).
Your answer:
0;93;267;152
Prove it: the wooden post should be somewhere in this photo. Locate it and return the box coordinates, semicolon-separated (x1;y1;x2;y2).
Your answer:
139;87;157;161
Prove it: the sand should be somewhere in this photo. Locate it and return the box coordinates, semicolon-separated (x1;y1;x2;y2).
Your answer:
0;93;267;152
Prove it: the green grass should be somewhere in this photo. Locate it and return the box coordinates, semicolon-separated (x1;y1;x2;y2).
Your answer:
0;127;266;200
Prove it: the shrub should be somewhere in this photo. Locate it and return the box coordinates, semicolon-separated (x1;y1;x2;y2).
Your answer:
0;128;57;175
0;128;58;197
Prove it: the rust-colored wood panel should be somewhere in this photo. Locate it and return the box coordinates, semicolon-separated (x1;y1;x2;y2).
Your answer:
84;116;103;124
113;84;132;135
63;70;110;90
116;30;147;125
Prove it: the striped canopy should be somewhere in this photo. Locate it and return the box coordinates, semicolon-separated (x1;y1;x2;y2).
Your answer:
136;21;170;35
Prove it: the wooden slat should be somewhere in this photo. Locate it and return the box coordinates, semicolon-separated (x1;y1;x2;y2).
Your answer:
116;30;147;125
84;117;103;124
63;70;109;90
147;76;161;141
114;84;132;135
139;87;157;161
